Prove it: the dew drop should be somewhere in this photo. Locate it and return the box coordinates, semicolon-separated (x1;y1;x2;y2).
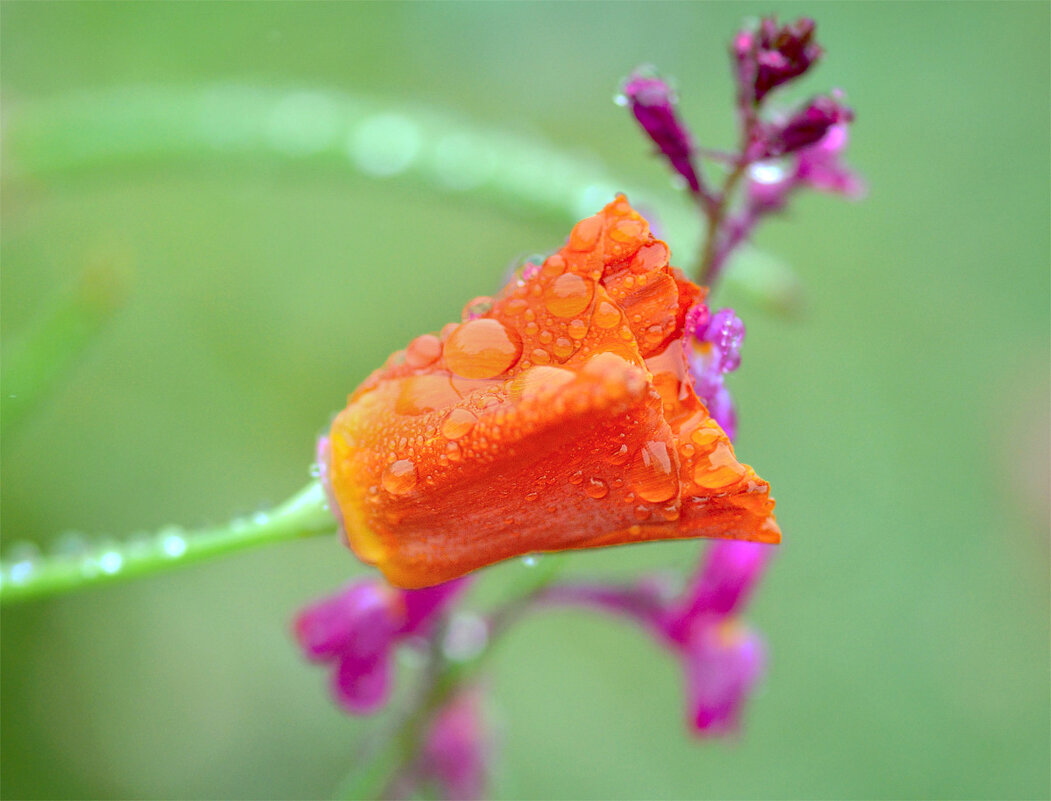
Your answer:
594;301;621;329
568;470;584;485
585;477;609;499
552;337;574;360
609;444;630;465
445;441;462;462
444;319;522;379
382;459;418;495
405;334;442;368
544;273;594;318
524;491;539;502
692;442;747;489
567;319;588;340
505;298;528;315
441;408;476;440
521;555;539;567
461;296;494;321
568;214;602;251
630;440;679;503
98;550;123;575
530;347;551;365
159;529;188;558
633;505;651;521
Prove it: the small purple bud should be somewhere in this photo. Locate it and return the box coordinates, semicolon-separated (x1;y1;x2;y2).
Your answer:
682;541;772;621
622;70;703;194
795;122;866;198
685;620;765;736
754;95;854;159
704;308;746;373
419;689;490;801
736;17;823;104
705;385;737;443
684;302;711;341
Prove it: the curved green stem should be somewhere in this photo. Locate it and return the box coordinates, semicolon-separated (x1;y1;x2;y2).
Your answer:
4;85;699;256
0;481;335;605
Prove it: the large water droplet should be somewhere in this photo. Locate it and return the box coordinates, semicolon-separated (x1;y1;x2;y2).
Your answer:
404;334;442;368
692;442;747;489
544;273;594;318
568;214;602;251
630;440;679;503
444;319;522;379
585;477;609;499
594;301;620;329
441;408;477;440
382;459;418;495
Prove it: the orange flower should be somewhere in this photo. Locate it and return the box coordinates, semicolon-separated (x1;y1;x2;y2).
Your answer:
327;196;780;588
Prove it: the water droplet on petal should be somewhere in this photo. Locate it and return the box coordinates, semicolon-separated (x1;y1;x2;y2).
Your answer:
567;319;589;340
521;555;538;567
544;273;594;318
692;442;747;489
461;296;494;321
382;459;418;495
630;440;679;503
444;319;522;379
585;477;609;499
405;334;442;368
441;408;477;440
594;301;620;329
568;215;603;251
552;337;574;360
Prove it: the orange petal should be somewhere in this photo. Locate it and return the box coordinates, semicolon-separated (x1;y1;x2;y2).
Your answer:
328;195;780;588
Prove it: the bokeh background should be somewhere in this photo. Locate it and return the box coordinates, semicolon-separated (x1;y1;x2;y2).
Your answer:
2;3;1048;799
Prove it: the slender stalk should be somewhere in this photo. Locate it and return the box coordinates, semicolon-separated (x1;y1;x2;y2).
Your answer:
0;481;335;605
697;160;748;286
335;555;569;800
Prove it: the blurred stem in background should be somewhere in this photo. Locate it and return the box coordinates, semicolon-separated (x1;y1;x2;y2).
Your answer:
1;257;131;440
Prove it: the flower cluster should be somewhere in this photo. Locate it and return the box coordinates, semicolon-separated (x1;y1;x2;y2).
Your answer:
545;538;771;735
294;577;468;713
293;15;860;799
622;15;862;283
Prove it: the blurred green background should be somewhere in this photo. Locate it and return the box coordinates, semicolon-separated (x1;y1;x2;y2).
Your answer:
2;2;1048;799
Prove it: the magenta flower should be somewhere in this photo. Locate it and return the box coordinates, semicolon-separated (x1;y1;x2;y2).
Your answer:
544;539;773;736
747;122;865;213
734;17;822;105
294;577;468;713
684;619;765;736
621;70;704;196
415;688;490;801
687;305;746;439
751;95;854;160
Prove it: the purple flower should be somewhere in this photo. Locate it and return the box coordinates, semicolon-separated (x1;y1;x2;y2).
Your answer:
416;688;490;801
685;620;765;736
750;95;854;160
747;122;865;214
686;305;745;438
734;17;822;105
622;70;703;195
543;540;773;736
294;577;468;714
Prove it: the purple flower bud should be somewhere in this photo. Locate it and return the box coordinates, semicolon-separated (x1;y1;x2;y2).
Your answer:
684;302;711;341
622;70;703;194
795;122;866;198
417;688;491;800
704;308;746;373
752;95;854;159
294;577;469;714
705;385;737;442
735;17;822;104
684;620;765;736
666;542;772;639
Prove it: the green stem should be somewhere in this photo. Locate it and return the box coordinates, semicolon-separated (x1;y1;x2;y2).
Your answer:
1;261;130;439
335;554;568;800
0;481;335;605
